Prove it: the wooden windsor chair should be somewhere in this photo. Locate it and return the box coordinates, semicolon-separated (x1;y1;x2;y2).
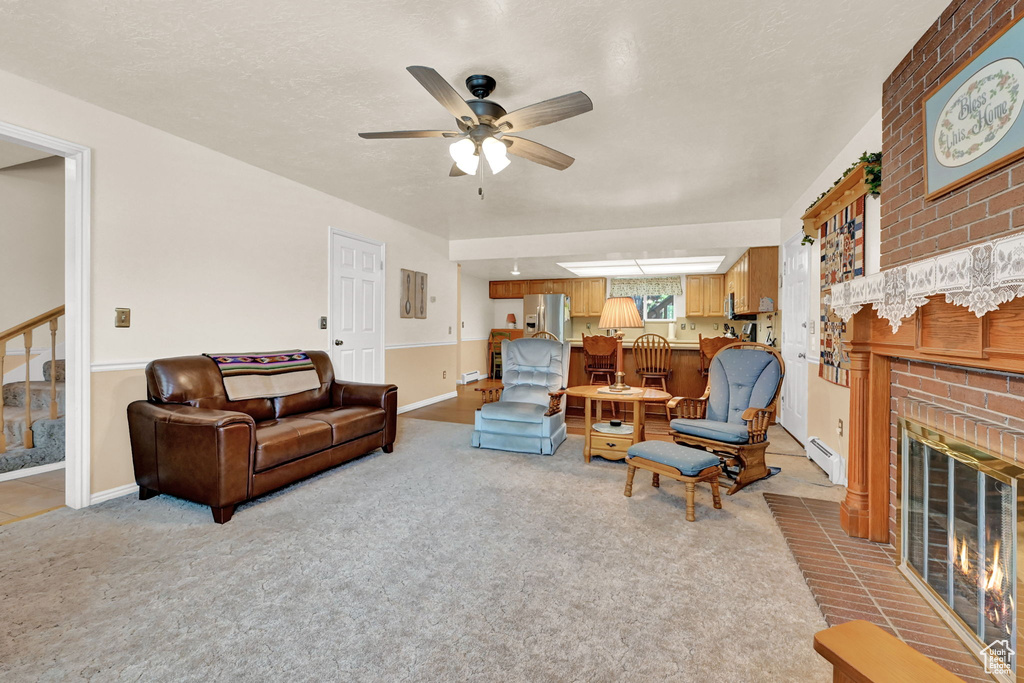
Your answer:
698;334;735;377
489;330;512;380
531;331;558;340
632;333;673;421
582;334;619;420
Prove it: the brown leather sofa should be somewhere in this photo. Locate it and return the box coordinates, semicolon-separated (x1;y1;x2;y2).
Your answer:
127;350;397;523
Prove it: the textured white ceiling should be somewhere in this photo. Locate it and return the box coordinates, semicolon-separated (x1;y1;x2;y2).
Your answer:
0;1;947;239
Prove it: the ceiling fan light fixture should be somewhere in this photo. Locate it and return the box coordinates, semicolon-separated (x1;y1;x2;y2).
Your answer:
449;138;479;175
482;136;510;174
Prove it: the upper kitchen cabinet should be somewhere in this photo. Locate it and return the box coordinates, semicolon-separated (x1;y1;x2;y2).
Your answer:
726;246;778;314
684;275;725;317
570;278;607;317
489;280;527;299
490;277;603;313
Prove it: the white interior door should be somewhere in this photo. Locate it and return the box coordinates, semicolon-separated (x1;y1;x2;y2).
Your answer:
329;229;384;383
779;232;810;445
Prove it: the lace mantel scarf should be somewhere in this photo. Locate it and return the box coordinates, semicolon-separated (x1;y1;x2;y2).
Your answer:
827;233;1024;332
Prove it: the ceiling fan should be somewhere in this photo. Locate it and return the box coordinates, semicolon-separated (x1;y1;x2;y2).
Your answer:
358;66;593;177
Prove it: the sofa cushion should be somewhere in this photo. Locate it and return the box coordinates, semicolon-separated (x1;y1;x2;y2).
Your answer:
254;417;333;472
670;418;749;444
479;401;547;423
303;406;386;445
272;351;334;418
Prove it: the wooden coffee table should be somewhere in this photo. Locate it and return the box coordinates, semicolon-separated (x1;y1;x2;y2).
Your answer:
564;385;672;462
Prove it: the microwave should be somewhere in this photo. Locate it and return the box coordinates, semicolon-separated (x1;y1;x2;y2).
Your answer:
724;293;757;321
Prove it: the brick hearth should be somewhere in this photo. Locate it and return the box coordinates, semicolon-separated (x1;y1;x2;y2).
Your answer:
766;494;989;682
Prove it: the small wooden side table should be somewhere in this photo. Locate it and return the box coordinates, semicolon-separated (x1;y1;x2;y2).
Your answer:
564;385;672;462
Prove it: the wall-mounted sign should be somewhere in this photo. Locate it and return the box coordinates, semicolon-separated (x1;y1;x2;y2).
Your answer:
924;15;1024;199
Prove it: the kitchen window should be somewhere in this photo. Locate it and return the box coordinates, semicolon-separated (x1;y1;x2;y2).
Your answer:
631;294;675;321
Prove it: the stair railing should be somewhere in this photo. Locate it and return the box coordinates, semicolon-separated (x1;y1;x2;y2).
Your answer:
0;305;65;454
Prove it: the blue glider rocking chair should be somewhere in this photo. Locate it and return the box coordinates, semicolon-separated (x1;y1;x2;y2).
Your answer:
471;337;569;455
667;341;785;494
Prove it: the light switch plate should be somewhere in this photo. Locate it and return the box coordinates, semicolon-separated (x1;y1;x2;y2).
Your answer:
114;308;130;328
319;316;327;330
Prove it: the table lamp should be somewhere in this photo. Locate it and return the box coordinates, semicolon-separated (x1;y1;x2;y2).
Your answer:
598;297;644;391
506;313;517;329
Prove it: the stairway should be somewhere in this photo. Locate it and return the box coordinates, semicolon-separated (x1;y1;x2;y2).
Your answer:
1;359;65;474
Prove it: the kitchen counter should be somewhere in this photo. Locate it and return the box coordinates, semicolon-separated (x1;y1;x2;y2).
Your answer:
566;342;709;406
567;337;710;350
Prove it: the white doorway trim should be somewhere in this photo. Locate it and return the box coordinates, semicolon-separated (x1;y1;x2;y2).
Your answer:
779;230;810;446
327;227;385;382
0;120;91;510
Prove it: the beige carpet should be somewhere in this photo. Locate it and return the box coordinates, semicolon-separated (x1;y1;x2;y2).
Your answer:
0;418;844;682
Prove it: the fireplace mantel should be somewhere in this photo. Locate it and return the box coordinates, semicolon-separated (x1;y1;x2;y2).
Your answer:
841;295;1024;542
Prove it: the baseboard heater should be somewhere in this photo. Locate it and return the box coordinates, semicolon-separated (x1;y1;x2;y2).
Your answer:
459;370;483;384
807;436;847;486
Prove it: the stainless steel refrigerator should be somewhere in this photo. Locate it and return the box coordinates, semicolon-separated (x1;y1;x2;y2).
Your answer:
522;294;570;341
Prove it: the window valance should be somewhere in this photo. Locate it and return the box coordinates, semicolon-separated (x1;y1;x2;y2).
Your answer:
609;276;683;297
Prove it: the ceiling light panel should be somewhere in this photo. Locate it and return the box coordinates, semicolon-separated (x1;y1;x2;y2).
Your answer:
562;265;645;277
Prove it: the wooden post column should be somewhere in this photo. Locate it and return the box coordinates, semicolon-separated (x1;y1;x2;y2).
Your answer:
840;325;871;539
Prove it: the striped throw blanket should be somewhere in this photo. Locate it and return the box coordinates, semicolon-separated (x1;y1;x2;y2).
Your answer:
205;351;320;401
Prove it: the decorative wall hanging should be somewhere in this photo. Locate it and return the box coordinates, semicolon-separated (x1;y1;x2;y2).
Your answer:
827;231;1024;331
400;269;416;319
817;196;865;387
414;271;428;319
923;15;1024;199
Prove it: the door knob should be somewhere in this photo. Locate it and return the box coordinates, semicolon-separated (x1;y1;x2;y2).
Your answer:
798;352;806;359
334;339;344;346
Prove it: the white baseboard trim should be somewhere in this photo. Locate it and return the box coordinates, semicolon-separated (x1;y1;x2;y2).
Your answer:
90;482;137;505
0;461;65;483
397;391;458;414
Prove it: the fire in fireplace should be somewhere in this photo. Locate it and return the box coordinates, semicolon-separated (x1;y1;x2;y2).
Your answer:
899;418;1021;680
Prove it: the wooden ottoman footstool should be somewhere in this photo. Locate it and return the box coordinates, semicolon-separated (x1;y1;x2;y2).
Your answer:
624;440;723;521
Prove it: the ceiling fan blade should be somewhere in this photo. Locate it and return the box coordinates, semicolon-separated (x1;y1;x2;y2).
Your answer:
494;91;593;132
406;66;479;126
503;136;575;170
449;163;468;177
358;130;460;139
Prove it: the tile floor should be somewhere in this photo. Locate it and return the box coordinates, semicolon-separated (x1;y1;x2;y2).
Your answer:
0;468;65;524
764;493;990;682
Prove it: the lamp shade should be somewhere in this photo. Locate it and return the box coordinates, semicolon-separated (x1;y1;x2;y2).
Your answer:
598;297;643;330
506;313;516;324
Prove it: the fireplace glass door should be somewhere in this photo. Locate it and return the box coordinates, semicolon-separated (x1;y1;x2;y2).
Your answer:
901;421;1020;676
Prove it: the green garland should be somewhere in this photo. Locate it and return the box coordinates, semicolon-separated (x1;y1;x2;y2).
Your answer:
801;150;882;245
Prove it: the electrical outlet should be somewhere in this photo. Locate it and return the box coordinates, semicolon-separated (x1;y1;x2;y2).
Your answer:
690;323;696;330
713;323;719;330
443;370;446;379
461;321;465;328
837;419;844;437
319;316;327;330
114;308;130;328
448;326;452;334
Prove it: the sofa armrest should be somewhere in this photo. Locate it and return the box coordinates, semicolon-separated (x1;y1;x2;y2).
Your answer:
331;381;398;449
127;402;255;508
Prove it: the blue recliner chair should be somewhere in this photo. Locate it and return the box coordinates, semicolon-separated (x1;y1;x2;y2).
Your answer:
471;337;569;455
667;342;785;494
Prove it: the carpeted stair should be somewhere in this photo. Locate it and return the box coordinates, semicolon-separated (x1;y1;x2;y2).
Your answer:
0;359;66;473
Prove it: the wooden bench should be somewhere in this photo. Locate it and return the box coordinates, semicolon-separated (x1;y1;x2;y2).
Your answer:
813;620;965;682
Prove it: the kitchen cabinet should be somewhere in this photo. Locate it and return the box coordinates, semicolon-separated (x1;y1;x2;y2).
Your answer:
490;277;603;312
725;246;778;314
684;275;725;317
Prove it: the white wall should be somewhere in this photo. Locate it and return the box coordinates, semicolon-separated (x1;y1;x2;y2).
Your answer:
493;299;522;331
779;107;882;460
0;67;459;494
0;155;64;336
